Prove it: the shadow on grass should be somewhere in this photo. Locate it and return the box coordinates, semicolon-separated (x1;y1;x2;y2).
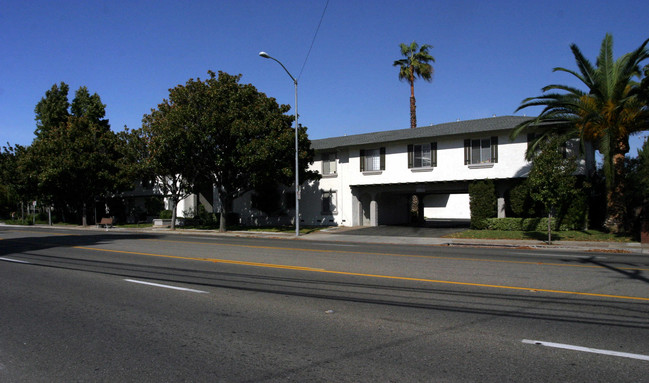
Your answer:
159;223;325;235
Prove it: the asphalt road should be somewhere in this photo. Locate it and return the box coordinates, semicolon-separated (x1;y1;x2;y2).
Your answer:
1;226;648;382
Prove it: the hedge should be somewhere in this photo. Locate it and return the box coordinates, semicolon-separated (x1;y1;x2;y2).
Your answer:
484;217;578;231
469;180;496;229
159;210;173;219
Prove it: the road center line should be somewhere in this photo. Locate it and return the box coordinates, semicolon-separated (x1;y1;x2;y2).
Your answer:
74;245;649;302
139;238;645;272
522;339;649;361
124;279;208;294
0;257;30;263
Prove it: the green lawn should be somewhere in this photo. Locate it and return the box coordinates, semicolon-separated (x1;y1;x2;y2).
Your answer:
445;229;634;242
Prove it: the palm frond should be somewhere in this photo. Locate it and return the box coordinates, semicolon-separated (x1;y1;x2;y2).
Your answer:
568;44;597;88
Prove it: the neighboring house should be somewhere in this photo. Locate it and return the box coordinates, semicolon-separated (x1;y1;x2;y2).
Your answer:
177;116;595;227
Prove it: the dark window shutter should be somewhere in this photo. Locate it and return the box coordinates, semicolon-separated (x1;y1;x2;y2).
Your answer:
431;142;437;167
360;149;365;172
407;144;414;168
379;147;385;170
491;136;498;163
464;139;470;165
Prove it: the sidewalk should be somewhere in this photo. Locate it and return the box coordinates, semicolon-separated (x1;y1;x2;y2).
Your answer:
3;223;647;254
302;227;647;254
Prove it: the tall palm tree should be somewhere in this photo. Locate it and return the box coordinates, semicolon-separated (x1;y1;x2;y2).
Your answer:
511;34;649;233
394;41;435;129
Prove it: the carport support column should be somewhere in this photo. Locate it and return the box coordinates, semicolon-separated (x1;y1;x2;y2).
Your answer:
370;198;378;227
498;195;506;218
351;192;360;226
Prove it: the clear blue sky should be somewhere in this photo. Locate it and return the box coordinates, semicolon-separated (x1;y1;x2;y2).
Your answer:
1;0;648;155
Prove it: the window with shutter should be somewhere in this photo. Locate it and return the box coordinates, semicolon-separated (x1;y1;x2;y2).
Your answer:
466;137;497;164
408;143;436;168
362;148;383;171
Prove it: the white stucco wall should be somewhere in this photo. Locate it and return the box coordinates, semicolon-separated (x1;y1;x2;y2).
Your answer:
423;193;471;219
301;130;532;226
342;132;531;187
231;126;592;227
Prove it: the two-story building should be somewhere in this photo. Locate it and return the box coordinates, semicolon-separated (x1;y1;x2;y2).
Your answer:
183;116;594;227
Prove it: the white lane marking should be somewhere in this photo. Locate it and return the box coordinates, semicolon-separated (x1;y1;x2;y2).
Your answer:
522;339;649;361
124;279;208;294
0;257;30;264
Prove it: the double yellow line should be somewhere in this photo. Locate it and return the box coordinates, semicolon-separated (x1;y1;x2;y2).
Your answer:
74;244;649;302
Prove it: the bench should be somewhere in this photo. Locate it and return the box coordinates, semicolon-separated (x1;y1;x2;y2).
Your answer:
98;217;113;228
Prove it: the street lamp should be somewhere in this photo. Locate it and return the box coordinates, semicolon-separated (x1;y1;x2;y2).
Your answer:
259;51;300;236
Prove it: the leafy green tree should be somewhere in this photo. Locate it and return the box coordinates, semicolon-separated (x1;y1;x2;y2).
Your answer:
28;84;123;226
141;71;318;232
393;41;435;129
34;82;70;138
634;138;649;196
527;137;578;244
625;137;649;226
138;109;201;230
511;34;649;233
0;145;24;218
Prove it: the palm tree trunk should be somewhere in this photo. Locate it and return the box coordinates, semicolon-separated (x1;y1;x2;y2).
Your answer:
410;96;416;129
409;67;416;129
604;138;629;233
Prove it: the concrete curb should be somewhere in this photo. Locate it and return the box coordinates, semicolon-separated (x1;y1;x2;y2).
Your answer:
3;223;647;255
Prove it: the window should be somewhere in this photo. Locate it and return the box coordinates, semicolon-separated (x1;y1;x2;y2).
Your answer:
321;190;337;214
408;143;437;168
464;137;498;165
360;147;385;172
321;153;337;175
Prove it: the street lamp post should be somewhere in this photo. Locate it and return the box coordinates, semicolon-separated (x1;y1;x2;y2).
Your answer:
259;52;300;236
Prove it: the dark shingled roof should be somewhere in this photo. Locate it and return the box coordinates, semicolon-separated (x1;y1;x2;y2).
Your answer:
311;116;533;150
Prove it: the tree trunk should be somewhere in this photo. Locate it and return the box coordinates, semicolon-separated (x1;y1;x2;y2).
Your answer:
604;138;629;233
219;195;232;233
170;198;177;231
82;202;88;227
547;209;552;245
219;209;226;233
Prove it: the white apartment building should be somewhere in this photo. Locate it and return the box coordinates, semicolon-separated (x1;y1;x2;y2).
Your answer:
179;116;594;227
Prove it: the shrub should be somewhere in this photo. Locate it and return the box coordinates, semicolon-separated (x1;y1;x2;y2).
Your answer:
485;217;577;231
507;180;540;217
559;191;588;230
251;187;283;216
159;210;173;219
469;179;496;229
145;196;165;217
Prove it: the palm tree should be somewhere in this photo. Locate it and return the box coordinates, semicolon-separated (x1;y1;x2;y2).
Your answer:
511;34;649;233
394;41;435;129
